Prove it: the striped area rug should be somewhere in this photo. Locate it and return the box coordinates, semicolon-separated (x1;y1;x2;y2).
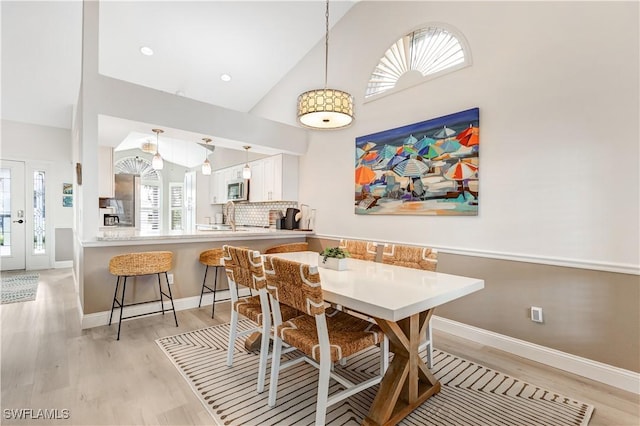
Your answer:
156;320;594;426
0;272;39;304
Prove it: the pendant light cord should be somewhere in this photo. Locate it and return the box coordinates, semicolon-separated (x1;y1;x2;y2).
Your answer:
324;0;329;89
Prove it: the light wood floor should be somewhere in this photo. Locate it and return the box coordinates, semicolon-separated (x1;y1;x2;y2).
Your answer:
1;268;638;425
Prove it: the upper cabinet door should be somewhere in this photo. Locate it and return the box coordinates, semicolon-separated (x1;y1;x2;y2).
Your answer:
98;146;114;198
263;155;278;201
248;160;264;202
211;170;227;204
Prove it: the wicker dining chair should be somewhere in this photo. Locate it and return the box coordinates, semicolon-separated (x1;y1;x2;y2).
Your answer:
108;251;178;340
381;243;438;271
264;255;387;425
264;242;309;254
222;246;300;393
338;239;378;261
382;243;438;367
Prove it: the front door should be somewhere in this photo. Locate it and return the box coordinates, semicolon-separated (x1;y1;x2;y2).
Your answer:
0;160;26;270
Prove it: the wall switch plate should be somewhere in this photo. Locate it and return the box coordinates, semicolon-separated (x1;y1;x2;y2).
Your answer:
531;306;543;323
167;273;174;285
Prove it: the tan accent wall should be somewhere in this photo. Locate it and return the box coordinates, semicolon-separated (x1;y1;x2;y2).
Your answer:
82;237;304;314
309;237;640;372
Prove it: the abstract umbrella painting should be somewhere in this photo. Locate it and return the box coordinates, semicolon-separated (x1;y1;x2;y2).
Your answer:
355;108;479;216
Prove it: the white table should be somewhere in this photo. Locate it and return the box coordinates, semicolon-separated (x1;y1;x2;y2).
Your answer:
268;251;484;425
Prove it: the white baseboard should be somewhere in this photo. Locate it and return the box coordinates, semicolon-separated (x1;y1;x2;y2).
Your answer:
80;288;252;330
432;315;640;394
55;260;73;268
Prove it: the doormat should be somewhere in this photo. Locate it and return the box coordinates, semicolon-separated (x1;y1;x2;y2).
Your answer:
157;320;594;426
1;272;40;304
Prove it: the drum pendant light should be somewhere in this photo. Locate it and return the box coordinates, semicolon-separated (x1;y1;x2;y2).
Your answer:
151;128;164;170
296;0;353;130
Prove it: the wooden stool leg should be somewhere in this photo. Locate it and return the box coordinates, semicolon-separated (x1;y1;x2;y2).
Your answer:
164;272;178;327
199;266;209;308
158;273;165;315
211;266;219;318
116;277;127;341
109;276;121;326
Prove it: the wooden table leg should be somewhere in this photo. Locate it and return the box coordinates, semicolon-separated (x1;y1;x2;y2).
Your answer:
363;309;440;426
244;331;262;352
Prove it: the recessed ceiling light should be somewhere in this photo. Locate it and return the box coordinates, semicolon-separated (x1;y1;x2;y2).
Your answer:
220;73;232;82
140;46;154;56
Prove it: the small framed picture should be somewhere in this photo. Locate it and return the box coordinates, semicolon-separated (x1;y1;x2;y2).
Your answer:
62;183;73;207
76;163;82;185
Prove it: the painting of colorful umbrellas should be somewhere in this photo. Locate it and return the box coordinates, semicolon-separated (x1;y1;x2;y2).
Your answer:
355;108;479;216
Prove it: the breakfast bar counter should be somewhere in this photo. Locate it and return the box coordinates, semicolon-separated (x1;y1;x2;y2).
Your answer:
77;228;313;327
86;226;313;247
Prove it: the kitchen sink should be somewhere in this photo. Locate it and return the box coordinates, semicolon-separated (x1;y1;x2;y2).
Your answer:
195;224;257;232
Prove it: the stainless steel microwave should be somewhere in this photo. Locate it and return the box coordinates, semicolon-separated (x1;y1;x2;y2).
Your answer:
227;179;248;201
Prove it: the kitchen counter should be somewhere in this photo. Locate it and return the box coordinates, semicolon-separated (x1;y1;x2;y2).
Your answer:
77;227;312;325
85;226;314;247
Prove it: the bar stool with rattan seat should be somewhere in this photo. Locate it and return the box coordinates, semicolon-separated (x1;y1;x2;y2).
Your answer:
264;241;309;254
108;251;178;340
198;248;237;318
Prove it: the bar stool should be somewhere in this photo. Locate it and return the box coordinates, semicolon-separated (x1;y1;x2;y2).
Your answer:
198;248;237;318
108;251;178;340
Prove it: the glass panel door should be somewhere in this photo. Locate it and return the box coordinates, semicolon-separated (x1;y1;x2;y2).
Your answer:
0;160;26;270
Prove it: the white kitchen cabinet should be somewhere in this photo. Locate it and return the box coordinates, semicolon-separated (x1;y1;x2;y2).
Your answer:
229;165;243;181
210;170;227;204
250;154;298;202
211;154;298;203
248;160;264;202
98;146;114;198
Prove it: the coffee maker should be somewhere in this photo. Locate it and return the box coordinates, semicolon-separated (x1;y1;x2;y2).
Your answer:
283;208;300;230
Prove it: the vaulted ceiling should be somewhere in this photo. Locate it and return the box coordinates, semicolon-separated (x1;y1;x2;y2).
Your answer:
1;1;356;131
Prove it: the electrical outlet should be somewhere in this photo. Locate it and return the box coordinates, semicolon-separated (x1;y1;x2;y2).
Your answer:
167;273;174;285
530;306;543;323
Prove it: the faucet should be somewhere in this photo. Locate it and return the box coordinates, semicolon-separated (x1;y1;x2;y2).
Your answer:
224;200;236;232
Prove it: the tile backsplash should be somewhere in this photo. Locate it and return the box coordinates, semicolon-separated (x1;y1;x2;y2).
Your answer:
231;201;298;227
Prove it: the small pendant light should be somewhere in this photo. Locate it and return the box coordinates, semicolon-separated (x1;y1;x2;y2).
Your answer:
151;128;164;170
242;146;251;179
201;138;212;175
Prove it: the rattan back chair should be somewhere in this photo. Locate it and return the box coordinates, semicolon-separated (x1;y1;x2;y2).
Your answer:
264;242;309;254
263;255;387;425
381;244;438;271
381;243;438;367
108;251;177;340
222;245;269;392
338;239;377;261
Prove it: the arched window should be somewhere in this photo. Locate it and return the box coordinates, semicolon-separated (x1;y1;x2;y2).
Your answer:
114;156;160;180
114;157;161;231
365;25;471;99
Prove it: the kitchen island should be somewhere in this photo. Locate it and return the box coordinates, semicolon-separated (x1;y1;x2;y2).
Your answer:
77;227;313;329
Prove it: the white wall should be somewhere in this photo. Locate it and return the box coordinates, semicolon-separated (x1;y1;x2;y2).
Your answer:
1;119;74;264
77;1;308;241
1;120;74;228
252;1;640;270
